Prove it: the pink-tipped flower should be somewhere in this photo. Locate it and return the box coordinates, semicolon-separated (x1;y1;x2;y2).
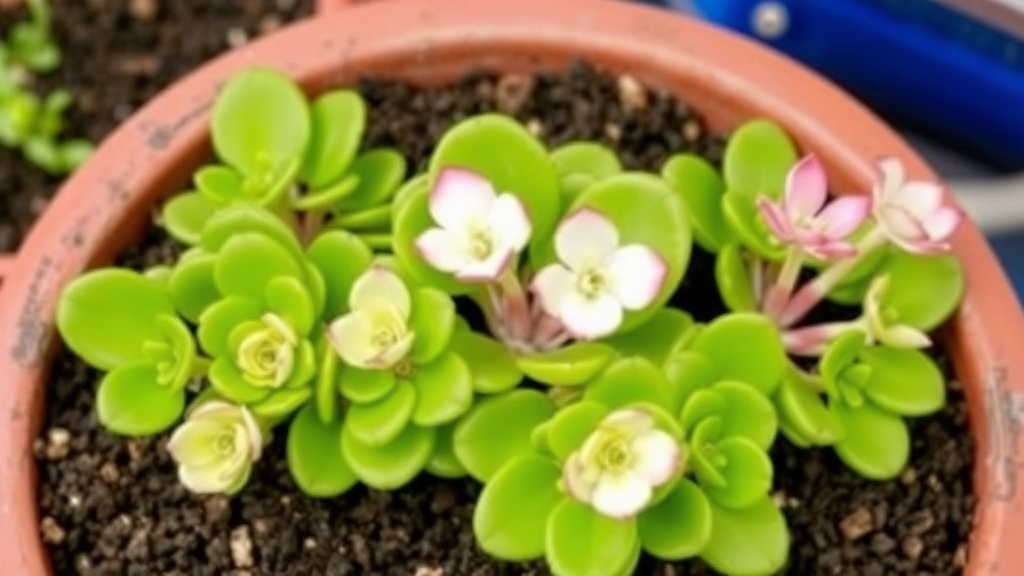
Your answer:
414;167;532;282
531;209;667;340
758;154;870;260
872;157;962;255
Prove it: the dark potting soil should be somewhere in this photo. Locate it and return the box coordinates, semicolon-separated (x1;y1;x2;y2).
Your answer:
0;0;315;253
36;64;974;575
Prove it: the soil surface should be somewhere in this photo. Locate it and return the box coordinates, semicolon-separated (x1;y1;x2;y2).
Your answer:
33;42;973;576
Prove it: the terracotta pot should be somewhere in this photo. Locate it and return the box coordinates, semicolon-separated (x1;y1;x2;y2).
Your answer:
1;0;1021;573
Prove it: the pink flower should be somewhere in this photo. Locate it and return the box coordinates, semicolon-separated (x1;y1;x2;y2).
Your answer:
872;158;962;255
758;154;870;260
414;167;532;282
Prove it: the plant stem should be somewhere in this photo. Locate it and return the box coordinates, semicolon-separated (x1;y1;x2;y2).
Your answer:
357;233;392;251
762;246;803;320
782;318;866;357
778;226;887;328
497;266;531;341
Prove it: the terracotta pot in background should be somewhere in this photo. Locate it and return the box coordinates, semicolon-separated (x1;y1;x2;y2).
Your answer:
0;0;1021;573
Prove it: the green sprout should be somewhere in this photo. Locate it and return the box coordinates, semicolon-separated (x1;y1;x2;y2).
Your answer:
53;66;970;576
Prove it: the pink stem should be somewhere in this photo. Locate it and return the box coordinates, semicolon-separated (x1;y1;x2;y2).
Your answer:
497;269;532;341
762;246;803;320
782;319;865;357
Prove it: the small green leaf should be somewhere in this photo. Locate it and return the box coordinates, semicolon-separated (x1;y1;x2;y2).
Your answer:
337;148;407;211
722;119;798;199
721;191;785;260
545;401;610;462
167;252;219;323
517;342;617;386
681;381;777;450
338;365;396;403
546;498;639;576
775;373;843;445
638;479;712;560
97;363;186;436
601;308;694;368
688;313;786;395
208;358;271;404
195;165;244;203
584;357;674;413
699;437;772;510
858;346;945;416
662;153;733;251
264;276;316;336
293;174;359;211
454;389;556;482
341;423;435;490
715;243;758;312
249;387;312;420
333;204;392;231
878;251;964;331
306;230;373;320
700;496;789;576
197;296;262;357
201;205;305;265
345;380;416;447
412;352;473;426
426;422;466;478
833;401;909;480
473;453;564;561
212;68;310;177
821;330;866;392
550;141;622;202
448;330;523;393
314;338;339;424
287;403;358;497
214;232;303;301
300;90;365;188
162;192;221;245
663;351;719;414
409;288;455;365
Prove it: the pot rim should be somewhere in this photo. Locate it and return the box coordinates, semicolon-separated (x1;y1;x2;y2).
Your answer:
1;1;1021;574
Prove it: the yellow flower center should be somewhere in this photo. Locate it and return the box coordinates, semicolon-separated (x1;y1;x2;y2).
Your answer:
236;314;297;389
215;432;237;456
595;432;634;473
576;266;607;299
467;227;493;260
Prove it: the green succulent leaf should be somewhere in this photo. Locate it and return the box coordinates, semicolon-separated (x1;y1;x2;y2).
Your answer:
775;373;843;446
208;357;271;404
858;346;945;416
341;422;435;490
663;351;719;414
721;190;785;260
715;243;758;312
167;252;219;323
821;330;867;393
447;329;523;393
306;229;373;320
336;148;407;212
211;68;310;177
550;141;622;202
57;269;177;371
338;365;396;404
161;192;221;245
197;296;261;357
409;288;456;365
334;204;392;231
688;313;786;395
249;387;312;421
877;251;964;331
287;403;357;497
700;496;789;576
546;498;639;576
314;338;339;424
698;437;772;510
516;342;617;386
411;352;473;426
345;380;416;447
293;174;360;211
473;453;564;561
662;153;733;251
426;422;466;478
601;308;694;368
545;400;610;462
201;205;305;265
722;119;798;199
300;90;365;188
680;381;777;450
454;389;557;482
833;401;909;480
584;357;674;413
638;479;712;560
264;276;316;336
97;362;186;436
214;232;303;301
194;164;244;203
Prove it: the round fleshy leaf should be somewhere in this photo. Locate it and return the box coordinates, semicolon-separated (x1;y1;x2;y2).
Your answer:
453;389;556;482
162;192;220;245
208;358;271;404
314;338;339;424
688;313;786;395
833;401;909;480
211;68;310;176
337;148;407;211
287;403;358;497
877;251;964;331
682;381;777;450
775;373;843;446
568;173;691;331
601;308;694;368
699;437;772;510
700;496;789;576
516;342;617;387
300;90;365;188
473;453;564;561
57;269;177;371
409;288;455;365
249;387;312;420
334;204;392;231
197;296;262;357
97;362;186;436
214;232;303;301
546;498;640;576
545;400;610;462
638;479;712;560
662;153;733;251
284;340;318;391
293;174;359;211
340;423;435;490
447;330;522;393
821;330;867;394
715;243;757;312
392;183;474;295
411;352;473;426
584;357;674;412
550;141;622;202
722;190;785;260
688;417;727;488
426;422;466;478
201;205;305;265
152;315;196;391
722;119;798;199
264;276;316;336
194;165;244;203
167;252;219;323
663;351;719;414
344;380;416;447
858;346;945;416
338;365;396;404
306;229;373;320
428;114;560;258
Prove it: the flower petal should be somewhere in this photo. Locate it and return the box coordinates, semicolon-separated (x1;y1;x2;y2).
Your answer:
239;406;263;461
415;228;471;273
592;471;652;519
881;324;932;349
605;244;667;310
630;429;681;486
327;311;379;368
562;452;596;503
429;167;497;232
877;205;928;244
816;196;870;239
488;193;532;252
757;197;794;241
896;181;944;220
167;420;224;468
873;156;904;203
454;247;513;283
555;208;619;269
560;291;623;340
532;264;576;317
350;267;411;320
367;331;415;369
178;461;233;494
601;408;655;437
923;206;962;242
785;154;827;218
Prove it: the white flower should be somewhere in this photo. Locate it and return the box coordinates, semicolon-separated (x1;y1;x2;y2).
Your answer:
167;401;263;495
414;167;532;282
328;267;415;370
872;157;962;255
235;313;297;389
532;209;667;340
864;274;931;348
562;408;681;519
